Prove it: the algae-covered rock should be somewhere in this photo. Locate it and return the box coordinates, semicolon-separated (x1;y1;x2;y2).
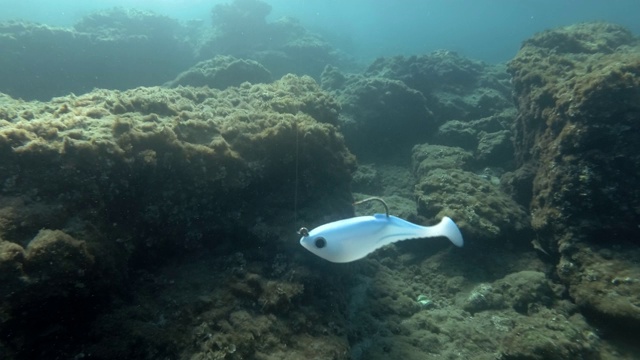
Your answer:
509;22;640;334
0;74;355;358
494;271;553;313
256;17;340;79
166;55;272;89
0;9;194;100
462;283;501;313
0;196;71;246
200;0;344;79
0;74;353;254
322;52;516;162
433;119;479;150
415;167;529;242
344;246;593;360
411;144;474;176
363;51;513;123
351;164;384;195
500;162;536;207
557;243;640;329
74;7;181;40
510;22;640;251
24;229;94;285
434;109;516;169
328;75;434;159
412;143;529;243
500;311;598;360
475;130;513;167
462;271;552;314
0;240;25;293
522;22;635;55
0;228;114;359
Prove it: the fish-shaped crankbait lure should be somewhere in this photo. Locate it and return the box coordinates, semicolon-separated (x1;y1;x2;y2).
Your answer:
298;197;463;263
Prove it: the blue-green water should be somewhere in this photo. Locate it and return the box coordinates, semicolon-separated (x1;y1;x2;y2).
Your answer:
2;0;640;62
1;1;640;359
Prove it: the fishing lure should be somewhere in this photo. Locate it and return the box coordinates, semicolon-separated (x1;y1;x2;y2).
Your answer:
298;197;463;263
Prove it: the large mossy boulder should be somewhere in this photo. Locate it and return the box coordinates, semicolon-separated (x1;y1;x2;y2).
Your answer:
322;51;517;163
508;22;640;334
0;74;355;356
0;74;353;256
362;51;514;123
327;74;435;160
411;144;529;244
166;55;272;89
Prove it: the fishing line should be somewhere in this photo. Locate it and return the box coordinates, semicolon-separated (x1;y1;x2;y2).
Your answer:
293;120;300;225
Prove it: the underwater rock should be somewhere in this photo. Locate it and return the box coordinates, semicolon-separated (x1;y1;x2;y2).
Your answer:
199;0;344;80
254;17;341;79
74;7;181;40
557;243;640;331
211;0;271;32
412;144;529;243
494;271;553;314
0;239;26;293
462;283;501;313
0;9;194;101
499;310;598;360
411;144;474;176
454;270;596;359
475;129;513;167
433;119;479;150
0;74;355;357
509;22;640;332
0;229;111;358
414;167;529;243
0;195;73;247
320;65;347;90
351;164;384;195
166;55;272;89
345;243;593;359
0;74;354;258
363;51;514;123
322;52;517;162
24;229;95;291
435;108;516;168
500;162;537;208
462;271;552;314
325;74;434;160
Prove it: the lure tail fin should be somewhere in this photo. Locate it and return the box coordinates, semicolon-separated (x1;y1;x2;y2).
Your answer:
428;217;464;247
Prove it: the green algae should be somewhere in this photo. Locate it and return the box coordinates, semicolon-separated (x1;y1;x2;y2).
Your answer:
0;75;355;358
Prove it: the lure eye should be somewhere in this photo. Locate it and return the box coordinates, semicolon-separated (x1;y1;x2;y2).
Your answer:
314;237;326;249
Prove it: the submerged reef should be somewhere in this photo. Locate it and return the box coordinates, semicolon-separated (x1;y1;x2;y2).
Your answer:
509;22;640;336
199;0;347;80
0;2;349;101
322;51;514;162
0;9;194;101
166;55;272;89
1;5;640;357
0;75;355;358
412;144;529;244
323;69;435;159
362;51;513;124
341;23;640;360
